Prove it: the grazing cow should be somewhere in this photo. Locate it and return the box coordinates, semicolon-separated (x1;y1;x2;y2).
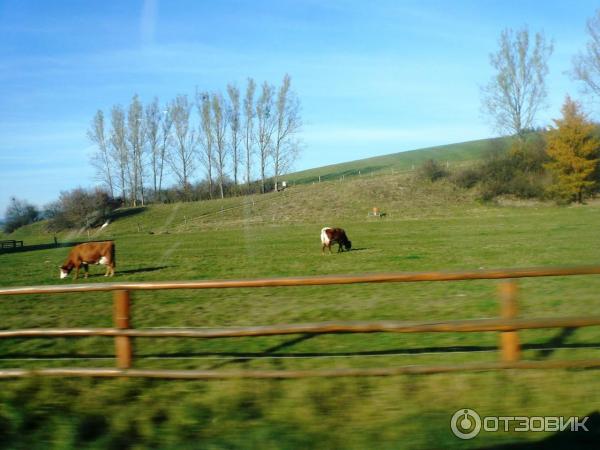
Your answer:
321;227;352;254
59;241;115;280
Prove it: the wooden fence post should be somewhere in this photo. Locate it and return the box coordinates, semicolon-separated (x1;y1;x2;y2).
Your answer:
113;290;133;369
499;281;520;362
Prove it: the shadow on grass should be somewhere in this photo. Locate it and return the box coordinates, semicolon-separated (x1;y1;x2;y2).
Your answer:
71;266;169;278
477;411;599;450
5;339;598;362
112;266;168;276
206;334;317;369
322;247;368;254
0;241;87;254
536;327;577;360
108;206;146;221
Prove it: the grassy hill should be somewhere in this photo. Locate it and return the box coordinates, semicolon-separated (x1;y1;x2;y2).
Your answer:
1;137;600;449
5;172;480;245
4;135;512;244
286;136;511;184
4;136;508;244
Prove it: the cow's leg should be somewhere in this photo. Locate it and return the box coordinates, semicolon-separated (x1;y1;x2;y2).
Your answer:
328;243;333;254
322;244;326;255
73;264;80;280
83;263;89;279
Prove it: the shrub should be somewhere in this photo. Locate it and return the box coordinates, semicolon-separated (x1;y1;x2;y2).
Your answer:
46;188;119;231
417;159;449;182
452;134;549;201
2;197;40;233
452;167;481;189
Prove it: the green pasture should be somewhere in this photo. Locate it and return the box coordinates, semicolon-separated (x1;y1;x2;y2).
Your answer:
285;137;510;184
1;175;600;449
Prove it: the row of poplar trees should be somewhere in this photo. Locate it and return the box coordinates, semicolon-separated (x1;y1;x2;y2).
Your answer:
89;74;301;206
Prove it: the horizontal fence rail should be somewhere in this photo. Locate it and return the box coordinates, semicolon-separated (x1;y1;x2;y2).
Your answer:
2;265;600;296
3;359;600;380
2;316;600;339
1;266;600;378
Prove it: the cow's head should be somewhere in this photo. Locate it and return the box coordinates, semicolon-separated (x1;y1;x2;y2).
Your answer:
344;240;352;251
59;265;71;279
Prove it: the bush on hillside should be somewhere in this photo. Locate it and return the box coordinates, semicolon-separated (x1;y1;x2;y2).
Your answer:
452;134;549;200
417;159;449;182
2;197;40;233
46;188;119;231
451;167;480;189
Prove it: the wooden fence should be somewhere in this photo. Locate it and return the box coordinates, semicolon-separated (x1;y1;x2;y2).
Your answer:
0;240;23;250
1;266;600;379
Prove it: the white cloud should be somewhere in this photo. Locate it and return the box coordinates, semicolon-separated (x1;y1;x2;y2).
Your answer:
140;0;159;46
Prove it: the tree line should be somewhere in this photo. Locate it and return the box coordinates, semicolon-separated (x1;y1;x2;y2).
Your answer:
89;74;301;206
6;10;600;233
474;10;600;203
420;97;600;204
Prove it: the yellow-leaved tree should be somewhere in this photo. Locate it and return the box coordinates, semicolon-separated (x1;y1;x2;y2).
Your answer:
545;96;600;203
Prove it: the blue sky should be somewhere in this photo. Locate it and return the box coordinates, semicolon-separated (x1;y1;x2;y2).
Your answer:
0;0;598;214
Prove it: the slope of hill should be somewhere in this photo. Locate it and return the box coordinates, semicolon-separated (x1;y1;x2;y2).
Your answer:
6;172;483;242
1;136;515;241
286;137;510;184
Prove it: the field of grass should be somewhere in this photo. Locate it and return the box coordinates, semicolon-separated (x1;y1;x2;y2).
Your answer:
1;171;600;449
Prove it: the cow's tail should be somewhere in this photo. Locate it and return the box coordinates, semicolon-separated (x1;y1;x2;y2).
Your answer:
111;242;116;269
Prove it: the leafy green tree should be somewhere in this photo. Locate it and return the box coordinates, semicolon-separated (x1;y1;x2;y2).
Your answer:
545;96;600;203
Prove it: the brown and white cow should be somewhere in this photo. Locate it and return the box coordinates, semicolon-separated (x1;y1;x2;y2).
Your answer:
59;241;116;280
321;227;352;254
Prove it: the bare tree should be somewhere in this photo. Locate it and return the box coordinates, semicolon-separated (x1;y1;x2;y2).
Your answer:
168;94;196;198
272;74;302;191
145;98;160;200
572;9;600;102
109;105;129;203
227;84;242;188
127;94;145;206
212;93;229;199
256;81;275;193
481;27;553;138
197;90;214;199
243;78;256;189
158;104;173;200
145;98;171;202
88;110;114;197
